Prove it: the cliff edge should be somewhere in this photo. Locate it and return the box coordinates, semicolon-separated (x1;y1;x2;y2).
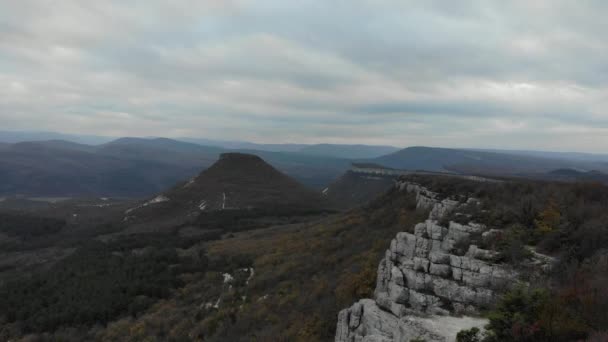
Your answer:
335;180;518;342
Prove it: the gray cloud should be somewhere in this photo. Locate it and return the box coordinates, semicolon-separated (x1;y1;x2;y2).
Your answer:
0;0;607;152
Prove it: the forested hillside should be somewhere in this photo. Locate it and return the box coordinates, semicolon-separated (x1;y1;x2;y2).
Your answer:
1;175;607;341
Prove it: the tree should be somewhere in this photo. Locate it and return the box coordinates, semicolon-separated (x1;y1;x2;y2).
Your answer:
534;198;561;235
484;286;548;342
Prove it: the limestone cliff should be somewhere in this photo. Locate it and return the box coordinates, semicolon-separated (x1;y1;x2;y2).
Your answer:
335;181;518;342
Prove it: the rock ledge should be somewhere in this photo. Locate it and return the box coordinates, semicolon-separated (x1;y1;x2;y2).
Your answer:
336;181;517;342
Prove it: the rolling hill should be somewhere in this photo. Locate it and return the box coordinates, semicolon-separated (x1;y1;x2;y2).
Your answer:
0;140;205;197
297;144;400;159
0;130;112;145
371;146;608;175
544;168;608;183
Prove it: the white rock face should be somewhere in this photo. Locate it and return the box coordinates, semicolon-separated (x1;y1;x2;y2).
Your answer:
374;219;513;317
145;195;170;205
337;299;488;342
125;195;170;214
183;178;196;188
222;273;234;284
336;299;398;342
397;181;462;220
336;182;516;342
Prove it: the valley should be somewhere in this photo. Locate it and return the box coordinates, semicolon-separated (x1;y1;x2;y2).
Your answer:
0;148;607;341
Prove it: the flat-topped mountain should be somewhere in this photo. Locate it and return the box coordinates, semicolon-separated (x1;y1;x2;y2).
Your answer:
126;153;327;220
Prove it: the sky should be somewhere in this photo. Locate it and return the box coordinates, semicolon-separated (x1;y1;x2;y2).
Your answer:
1;1;607;152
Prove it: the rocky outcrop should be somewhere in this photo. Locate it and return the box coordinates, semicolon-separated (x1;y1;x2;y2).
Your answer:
374;219;513;318
337;299;489;342
336;181;517;342
336;299;399;342
396;181;463;220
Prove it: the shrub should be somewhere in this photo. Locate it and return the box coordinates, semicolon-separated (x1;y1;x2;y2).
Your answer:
484;286;550;342
456;327;482;342
484;285;588;342
534;198;561;236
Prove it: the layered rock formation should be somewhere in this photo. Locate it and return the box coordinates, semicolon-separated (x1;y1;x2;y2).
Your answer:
336;181;517;342
336;299;488;342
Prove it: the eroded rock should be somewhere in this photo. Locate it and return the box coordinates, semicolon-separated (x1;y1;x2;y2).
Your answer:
336;181;516;342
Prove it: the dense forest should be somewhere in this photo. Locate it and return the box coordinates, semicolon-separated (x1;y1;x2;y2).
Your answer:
0;212;66;238
0;233;209;337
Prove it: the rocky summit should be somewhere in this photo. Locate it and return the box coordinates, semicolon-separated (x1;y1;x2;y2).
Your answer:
335;181;518;342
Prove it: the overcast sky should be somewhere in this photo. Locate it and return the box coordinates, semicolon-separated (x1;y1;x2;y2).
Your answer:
1;1;607;152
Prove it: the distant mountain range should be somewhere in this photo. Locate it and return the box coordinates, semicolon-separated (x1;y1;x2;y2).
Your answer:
544;168;608;183
0;130;398;159
0;130;113;145
371;146;608;175
1;131;608;198
298;144;399;159
470;148;608;163
0;137;354;197
0;140;203;197
179;137;309;153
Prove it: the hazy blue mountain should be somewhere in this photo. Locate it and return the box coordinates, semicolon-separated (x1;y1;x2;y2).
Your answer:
180;137;307;152
0;141;193;197
16;140;99;153
236;149;351;189
0;138;222;197
5;134;608;198
544;168;608;183
297;144;400;159
104;137;223;153
181;138;400;158
372;146;486;172
0;138;351;196
100;138;351;188
0;130;113;145
371;146;608;175
98;137;224;166
470;148;608;163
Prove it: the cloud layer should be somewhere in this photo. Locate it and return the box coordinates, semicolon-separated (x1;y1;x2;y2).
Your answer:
1;1;607;151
